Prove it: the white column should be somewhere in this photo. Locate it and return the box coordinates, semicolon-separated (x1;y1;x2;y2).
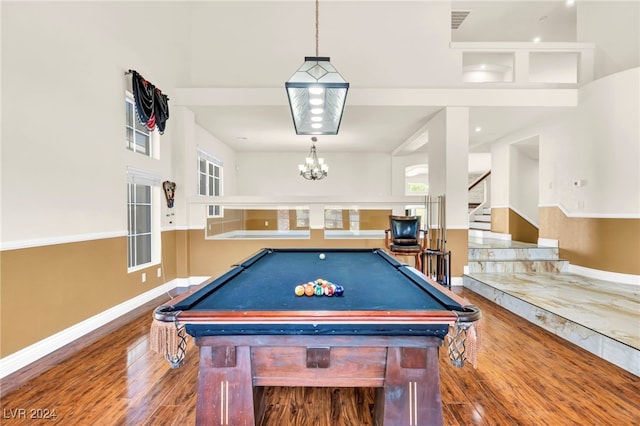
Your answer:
444;107;470;229
427;107;469;228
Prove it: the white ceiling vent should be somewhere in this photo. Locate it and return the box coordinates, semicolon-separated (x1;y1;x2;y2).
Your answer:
451;10;471;29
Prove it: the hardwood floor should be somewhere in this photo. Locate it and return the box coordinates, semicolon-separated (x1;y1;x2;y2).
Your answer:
1;288;638;425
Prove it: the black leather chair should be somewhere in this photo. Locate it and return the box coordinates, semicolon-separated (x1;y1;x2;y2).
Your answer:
384;215;427;271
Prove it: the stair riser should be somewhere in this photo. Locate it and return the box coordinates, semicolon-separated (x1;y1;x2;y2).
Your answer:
469;247;559;261
469;222;491;230
473;215;491;222
468;260;568;273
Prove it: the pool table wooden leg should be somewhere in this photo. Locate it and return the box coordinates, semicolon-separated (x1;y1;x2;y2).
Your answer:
374;346;443;426
196;345;255;426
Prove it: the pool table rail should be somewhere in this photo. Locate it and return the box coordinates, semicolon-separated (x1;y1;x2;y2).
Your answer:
154;307;478;325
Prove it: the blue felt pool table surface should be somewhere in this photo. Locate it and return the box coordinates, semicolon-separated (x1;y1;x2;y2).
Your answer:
161;248;477;338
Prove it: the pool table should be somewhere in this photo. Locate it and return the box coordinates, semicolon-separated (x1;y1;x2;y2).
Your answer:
152;248;481;426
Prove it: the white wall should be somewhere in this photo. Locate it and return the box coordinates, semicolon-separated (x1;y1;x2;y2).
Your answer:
427;110;447;197
510;143;539;225
235;152;392;197
492;67;640;217
578;1;640;80
1;2;189;245
171;105;238;228
444;107;470;228
426;107;470;228
391;153;429;197
547;67;639;215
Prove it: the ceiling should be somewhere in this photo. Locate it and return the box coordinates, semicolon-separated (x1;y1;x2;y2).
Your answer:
174;1;578;156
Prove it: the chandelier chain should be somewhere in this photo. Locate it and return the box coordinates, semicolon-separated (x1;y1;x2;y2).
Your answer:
315;0;319;56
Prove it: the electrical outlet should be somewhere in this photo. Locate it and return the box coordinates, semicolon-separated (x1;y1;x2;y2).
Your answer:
157;267;162;278
142;272;146;283
265;221;269;227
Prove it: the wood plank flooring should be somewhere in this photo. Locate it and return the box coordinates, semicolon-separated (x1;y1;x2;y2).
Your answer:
1;288;638;425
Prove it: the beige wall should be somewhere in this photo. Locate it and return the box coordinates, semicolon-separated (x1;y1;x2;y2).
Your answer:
491;207;509;235
491;207;539;244
508;210;539;244
445;229;468;278
186;227;468;284
186;229;386;278
0;231;178;357
494;206;639;274
540;207;640;275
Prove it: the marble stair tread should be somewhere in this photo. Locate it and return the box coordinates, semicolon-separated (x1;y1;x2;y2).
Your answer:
465;271;640;351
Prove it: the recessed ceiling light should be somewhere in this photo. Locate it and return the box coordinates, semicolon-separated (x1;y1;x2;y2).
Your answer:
532;36;541;43
566;0;575;6
475;126;482;132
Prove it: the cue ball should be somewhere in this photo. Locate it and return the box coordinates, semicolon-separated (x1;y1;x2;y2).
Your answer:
319;253;325;260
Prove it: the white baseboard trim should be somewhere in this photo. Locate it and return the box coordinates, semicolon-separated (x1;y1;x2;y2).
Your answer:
469;231;512;241
487;232;512;241
537;238;559;247
0;279;181;379
450;277;464;287
568;265;640;286
175;276;212;288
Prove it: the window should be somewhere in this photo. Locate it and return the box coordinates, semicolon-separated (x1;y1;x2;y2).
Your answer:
198;150;223;217
277;210;291;231
405;164;429;196
349;209;360;231
295;209;309;228
127;167;161;270
324;209;344;229
127;184;152;268
125;94;152;156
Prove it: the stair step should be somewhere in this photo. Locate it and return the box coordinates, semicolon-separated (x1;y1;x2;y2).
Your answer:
469;221;491;230
467;259;568;273
473;215;491;222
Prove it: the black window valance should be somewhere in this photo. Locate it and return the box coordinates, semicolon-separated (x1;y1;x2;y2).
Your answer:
127;69;170;134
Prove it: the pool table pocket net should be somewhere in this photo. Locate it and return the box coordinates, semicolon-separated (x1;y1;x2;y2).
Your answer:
150;319;188;368
446;319;481;368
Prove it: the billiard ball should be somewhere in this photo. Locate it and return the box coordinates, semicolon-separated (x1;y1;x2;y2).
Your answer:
314;286;324;296
304;285;315;296
294;285;305;296
319;253;325;260
334;285;344;296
